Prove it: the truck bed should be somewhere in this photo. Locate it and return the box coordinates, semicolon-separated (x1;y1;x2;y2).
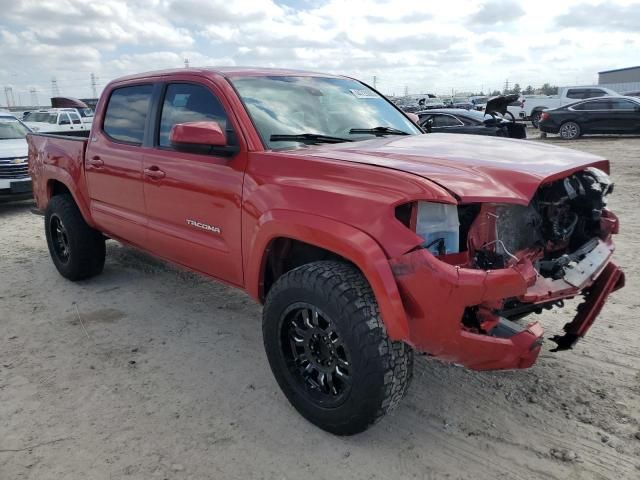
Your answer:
27;131;90;213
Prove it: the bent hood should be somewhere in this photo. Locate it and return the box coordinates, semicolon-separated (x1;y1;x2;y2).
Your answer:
298;134;608;204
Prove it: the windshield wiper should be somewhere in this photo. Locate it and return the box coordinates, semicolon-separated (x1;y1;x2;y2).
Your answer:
270;133;352;144
349;126;410;136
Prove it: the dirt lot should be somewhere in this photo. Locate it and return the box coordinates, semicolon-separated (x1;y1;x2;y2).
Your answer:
1;133;639;480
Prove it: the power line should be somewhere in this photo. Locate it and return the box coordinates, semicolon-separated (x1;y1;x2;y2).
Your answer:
29;87;38;106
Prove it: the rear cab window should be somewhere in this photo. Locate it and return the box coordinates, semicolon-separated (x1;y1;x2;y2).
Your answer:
103;85;153;144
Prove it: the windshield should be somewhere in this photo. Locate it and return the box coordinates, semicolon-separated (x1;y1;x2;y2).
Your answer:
0;117;30;139
79;108;94;117
230;76;421;149
471;97;488;104
29;112;57;123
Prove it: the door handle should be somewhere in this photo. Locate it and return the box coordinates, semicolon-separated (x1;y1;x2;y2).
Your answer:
88;156;104;167
144;166;166;179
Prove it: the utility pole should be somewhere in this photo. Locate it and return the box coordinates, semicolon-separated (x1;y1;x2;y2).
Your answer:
504;79;510;94
184;58;190;68
4;86;15;107
404;85;409;96
51;77;60;96
30;87;38;107
373;75;377;89
90;73;98;98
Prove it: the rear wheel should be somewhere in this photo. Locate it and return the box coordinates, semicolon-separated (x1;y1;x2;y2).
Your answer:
559;121;581;140
531;110;543;128
45;194;105;280
263;261;413;435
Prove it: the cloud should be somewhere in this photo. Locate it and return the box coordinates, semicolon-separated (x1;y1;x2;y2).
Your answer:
555;2;640;32
479;37;504;48
468;0;525;25
0;0;639;103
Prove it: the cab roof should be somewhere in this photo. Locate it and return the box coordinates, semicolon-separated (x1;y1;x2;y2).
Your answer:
112;67;346;83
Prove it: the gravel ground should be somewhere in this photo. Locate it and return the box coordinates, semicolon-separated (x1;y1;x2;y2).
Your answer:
1;132;639;480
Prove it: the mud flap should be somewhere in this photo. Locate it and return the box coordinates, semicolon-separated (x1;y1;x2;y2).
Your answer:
551;262;625;351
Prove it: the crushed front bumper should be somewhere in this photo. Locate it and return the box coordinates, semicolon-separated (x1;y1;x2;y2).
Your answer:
389;240;625;371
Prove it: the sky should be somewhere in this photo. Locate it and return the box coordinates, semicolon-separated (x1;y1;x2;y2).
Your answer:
1;0;639;105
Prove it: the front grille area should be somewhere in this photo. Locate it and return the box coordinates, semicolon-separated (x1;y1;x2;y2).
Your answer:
0;158;30;179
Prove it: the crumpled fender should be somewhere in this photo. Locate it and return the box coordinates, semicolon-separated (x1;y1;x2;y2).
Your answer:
245;209;410;340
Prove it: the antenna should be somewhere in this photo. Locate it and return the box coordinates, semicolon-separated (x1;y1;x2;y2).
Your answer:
51;77;60;96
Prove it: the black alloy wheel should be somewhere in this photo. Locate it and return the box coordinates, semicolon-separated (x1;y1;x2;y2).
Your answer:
281;302;351;405
49;214;71;263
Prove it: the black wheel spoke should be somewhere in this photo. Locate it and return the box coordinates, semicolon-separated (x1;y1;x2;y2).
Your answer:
281;302;352;403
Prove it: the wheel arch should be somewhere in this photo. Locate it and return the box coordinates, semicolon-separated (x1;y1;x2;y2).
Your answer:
44;175;95;228
246;210;410;341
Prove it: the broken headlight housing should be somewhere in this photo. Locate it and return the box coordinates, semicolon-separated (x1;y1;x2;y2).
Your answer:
395;201;460;255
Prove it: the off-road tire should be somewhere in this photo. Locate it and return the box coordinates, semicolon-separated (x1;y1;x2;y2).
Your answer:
559;121;581;140
263;261;413;435
44;194;105;280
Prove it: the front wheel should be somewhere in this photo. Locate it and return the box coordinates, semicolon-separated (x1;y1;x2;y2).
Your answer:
263;261;413;435
559;121;581;140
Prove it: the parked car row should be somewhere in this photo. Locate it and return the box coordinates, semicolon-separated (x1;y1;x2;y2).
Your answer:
0;111;31;201
23;108;89;133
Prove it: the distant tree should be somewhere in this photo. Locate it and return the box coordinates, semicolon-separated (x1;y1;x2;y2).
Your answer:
539;83;559;95
490;89;501;96
512;83;521;95
523;85;534;95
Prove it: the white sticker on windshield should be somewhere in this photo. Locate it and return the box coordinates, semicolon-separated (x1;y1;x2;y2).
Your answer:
350;89;378;99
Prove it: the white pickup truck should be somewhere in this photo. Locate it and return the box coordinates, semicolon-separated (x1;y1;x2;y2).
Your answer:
24;109;88;134
521;87;619;127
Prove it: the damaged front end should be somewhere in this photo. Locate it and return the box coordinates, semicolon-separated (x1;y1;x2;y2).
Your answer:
391;167;625;370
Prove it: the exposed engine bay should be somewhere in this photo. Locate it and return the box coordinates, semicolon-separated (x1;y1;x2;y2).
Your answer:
454;167;620;348
467;167;614;277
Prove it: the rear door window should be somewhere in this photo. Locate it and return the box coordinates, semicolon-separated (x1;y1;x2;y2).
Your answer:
586;89;607;98
59;113;71;125
158;83;230;148
69;112;82;124
572;100;609;111
103;85;153;144
566;89;587;99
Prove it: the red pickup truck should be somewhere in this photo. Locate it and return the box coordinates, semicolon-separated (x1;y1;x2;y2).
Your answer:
28;67;624;435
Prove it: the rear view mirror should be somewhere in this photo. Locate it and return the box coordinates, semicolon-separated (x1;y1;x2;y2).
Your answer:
170;121;226;147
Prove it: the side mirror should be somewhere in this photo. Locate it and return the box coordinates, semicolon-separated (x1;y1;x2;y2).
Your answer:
170;121;226;147
406;112;420;124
